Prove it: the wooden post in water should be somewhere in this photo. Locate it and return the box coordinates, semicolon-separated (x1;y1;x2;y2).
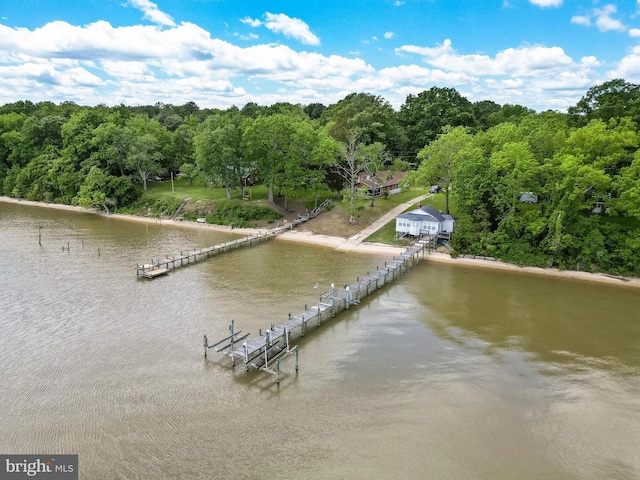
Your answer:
203;335;208;359
38;226;43;247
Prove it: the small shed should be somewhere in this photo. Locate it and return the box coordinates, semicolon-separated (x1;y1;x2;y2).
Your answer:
519;192;538;203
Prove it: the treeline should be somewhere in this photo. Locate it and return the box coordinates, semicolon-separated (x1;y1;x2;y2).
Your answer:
1;79;639;274
411;80;640;275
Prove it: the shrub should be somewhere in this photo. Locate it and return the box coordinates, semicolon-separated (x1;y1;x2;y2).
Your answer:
206;203;282;227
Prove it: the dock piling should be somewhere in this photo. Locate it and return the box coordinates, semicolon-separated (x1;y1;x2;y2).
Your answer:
205;234;435;383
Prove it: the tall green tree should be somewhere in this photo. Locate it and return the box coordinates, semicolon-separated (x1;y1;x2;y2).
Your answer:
194;112;246;199
333;131;369;223
61;107;110;168
90;121;133;176
243;114;323;204
322;93;405;153
124;115;167;192
411;126;475;214
398;87;476;161
126;134;163;192
569;79;640;127
611;151;640;218
489;141;539;223
74;166;136;214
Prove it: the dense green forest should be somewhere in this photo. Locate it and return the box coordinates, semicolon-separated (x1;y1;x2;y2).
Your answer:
1;79;639;275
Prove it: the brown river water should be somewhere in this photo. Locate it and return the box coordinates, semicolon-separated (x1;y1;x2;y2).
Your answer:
1;201;639;479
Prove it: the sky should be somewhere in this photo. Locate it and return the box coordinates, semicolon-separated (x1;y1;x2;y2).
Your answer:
1;0;639;112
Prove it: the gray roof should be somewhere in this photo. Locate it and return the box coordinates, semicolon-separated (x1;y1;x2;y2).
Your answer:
419;206;445;222
397;205;451;224
397;212;434;222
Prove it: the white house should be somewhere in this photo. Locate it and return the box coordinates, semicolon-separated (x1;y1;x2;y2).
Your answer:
395;205;455;238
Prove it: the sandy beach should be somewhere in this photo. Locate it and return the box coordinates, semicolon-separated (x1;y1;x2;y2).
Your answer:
2;195;639;289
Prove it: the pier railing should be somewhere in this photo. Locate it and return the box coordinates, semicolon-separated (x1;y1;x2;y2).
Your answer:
136;200;333;279
136;231;277;278
205;234;437;383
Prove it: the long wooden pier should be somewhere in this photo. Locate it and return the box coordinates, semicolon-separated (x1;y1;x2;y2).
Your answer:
136;200;332;278
205;234;437;382
136;230;276;278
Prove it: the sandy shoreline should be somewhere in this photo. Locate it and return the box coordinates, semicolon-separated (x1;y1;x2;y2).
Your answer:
2;195;639;289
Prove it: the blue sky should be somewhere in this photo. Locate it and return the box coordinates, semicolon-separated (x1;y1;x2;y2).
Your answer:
1;0;639;111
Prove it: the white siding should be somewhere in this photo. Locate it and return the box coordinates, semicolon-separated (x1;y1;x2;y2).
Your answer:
442;219;455;233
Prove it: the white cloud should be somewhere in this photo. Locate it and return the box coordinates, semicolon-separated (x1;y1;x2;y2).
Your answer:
571;15;591;27
580;56;600;68
529;0;562;7
235;31;260;41
572;4;626;32
101;60;153;81
128;0;175;27
0;19;372;107
240;17;262;28
396;39;575;77
384;31;394;39
0;10;623;112
0;21;217;64
629;28;640;37
594;5;626;32
389;38;605;110
263;12;320;46
607;45;640;80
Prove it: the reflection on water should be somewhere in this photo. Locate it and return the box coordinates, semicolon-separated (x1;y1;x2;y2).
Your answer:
405;263;640;374
1;201;639;480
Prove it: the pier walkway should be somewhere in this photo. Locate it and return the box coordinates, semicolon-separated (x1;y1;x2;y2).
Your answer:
205;234;437;382
136;200;332;278
136;229;276;278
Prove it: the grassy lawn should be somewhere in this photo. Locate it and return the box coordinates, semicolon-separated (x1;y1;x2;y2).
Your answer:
136;178;440;240
134;178;339;225
144;178;339;208
144;178;269;202
296;186;429;239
